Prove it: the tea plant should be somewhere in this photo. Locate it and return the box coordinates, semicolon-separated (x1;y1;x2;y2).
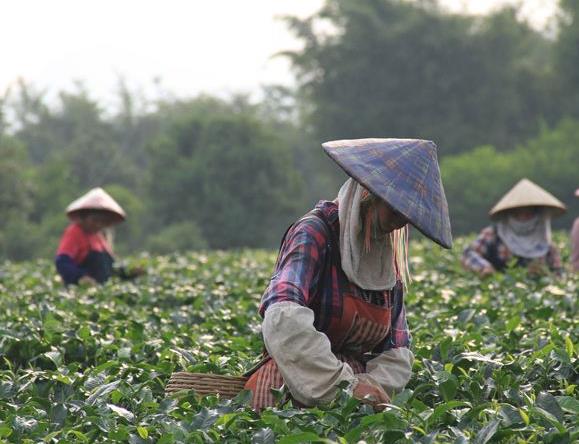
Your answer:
0;238;576;443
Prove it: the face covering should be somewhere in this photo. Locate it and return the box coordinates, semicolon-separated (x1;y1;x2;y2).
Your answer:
496;210;551;258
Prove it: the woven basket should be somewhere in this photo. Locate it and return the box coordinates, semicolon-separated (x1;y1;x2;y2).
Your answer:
165;372;249;398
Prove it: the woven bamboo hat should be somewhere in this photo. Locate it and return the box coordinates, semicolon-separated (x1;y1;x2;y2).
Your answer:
66;187;126;224
322;138;452;249
489;178;566;218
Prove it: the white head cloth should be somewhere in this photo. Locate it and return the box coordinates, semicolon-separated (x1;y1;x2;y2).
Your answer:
496;211;551;259
337;178;396;290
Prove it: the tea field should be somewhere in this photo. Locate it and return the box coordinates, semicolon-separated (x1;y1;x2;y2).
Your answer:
0;237;577;443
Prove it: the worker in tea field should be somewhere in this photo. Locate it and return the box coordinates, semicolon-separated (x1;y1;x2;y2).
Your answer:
462;178;565;277
571;188;579;272
245;139;453;411
55;187;141;286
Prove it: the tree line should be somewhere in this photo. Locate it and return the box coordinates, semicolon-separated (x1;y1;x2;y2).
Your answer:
1;0;578;261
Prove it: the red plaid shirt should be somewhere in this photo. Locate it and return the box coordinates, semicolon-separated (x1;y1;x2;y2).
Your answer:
259;201;411;352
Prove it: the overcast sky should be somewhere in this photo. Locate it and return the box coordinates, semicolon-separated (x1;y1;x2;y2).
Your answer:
1;0;558;106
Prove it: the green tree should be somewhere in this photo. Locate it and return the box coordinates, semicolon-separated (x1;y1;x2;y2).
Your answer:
145;221;208;254
441;145;524;235
0;135;41;260
14;83;139;188
147;96;304;249
442;119;579;235
283;0;557;155
554;0;579;117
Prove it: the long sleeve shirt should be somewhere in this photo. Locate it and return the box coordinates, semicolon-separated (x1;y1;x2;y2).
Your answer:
55;223;114;284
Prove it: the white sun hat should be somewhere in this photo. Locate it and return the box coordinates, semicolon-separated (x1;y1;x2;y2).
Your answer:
66;187;126;223
489;178;566;218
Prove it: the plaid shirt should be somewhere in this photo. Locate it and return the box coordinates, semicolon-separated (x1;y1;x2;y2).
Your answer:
462;225;562;273
260;201;410;352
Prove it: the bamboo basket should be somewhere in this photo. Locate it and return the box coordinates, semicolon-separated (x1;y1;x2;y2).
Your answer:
165;372;249;398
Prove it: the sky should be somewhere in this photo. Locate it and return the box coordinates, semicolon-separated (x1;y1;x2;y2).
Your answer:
1;0;558;107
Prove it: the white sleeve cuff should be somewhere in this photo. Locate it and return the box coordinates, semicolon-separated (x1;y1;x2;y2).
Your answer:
365;348;414;397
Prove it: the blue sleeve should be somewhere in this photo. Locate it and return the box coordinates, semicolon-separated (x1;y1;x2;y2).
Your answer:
55;254;86;285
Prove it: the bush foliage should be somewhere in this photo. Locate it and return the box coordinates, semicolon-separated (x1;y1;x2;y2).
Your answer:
0;236;576;442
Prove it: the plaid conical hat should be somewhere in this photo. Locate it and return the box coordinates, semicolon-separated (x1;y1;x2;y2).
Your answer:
489;178;566;218
322;138;452;249
66;187;126;223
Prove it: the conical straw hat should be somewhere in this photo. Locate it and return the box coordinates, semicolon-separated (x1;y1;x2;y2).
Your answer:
322;138;452;249
66;187;126;223
489;178;566;218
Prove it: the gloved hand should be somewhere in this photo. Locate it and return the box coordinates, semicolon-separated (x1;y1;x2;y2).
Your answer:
352;373;390;411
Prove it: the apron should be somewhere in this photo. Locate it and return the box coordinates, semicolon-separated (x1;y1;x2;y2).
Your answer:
245;292;393;411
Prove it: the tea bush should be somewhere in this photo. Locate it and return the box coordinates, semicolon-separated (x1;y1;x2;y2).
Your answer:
0;238;576;443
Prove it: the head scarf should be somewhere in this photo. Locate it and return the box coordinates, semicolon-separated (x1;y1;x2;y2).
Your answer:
496;210;551;258
337;179;397;290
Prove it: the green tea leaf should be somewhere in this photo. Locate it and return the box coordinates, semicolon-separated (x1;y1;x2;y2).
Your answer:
565;336;574;358
0;424;12;438
107;404;135;422
136;426;148;439
86;380;121;405
252;427;275;444
556;396;579;414
278;432;322;444
536;392;564;422
505;315;520;333
519;408;530;426
439;374;458;401
429;401;470;426
473;418;500;444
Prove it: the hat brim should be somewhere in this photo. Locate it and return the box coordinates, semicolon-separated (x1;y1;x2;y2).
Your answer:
67;208;125;225
489;178;566;219
323;139;452;249
489;204;566;219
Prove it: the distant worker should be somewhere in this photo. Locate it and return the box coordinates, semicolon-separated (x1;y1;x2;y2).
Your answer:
55;187;141;286
462;178;565;277
571;188;579;272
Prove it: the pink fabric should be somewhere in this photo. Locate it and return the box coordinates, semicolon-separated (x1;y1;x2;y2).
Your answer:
571;218;579;272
